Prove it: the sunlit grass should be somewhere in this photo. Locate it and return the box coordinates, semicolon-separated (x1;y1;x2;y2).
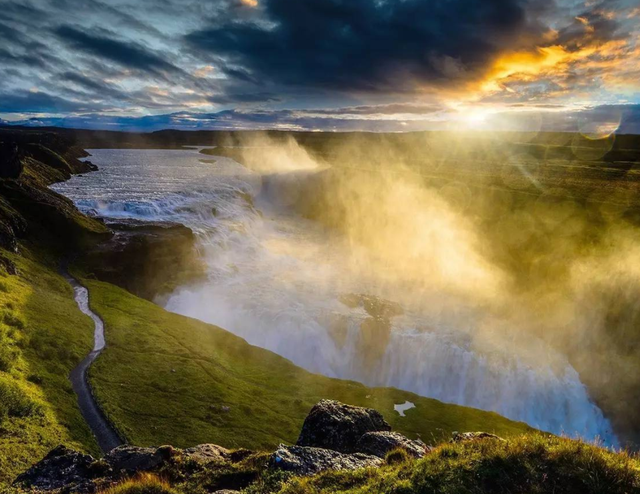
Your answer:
281;434;640;494
0;247;97;489
99;474;175;494
81;276;533;451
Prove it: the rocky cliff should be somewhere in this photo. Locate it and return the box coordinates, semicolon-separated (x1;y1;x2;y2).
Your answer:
0;129;203;300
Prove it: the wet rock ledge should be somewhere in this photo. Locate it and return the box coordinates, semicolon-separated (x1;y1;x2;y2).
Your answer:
79;217;206;302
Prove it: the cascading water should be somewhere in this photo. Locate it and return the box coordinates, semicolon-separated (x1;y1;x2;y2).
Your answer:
53;148;618;446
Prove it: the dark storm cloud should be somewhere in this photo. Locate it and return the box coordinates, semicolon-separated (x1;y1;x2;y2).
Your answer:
207;92;282;104
55;25;182;78
0;0;637;127
185;0;551;92
59;72;130;101
0;90;107;113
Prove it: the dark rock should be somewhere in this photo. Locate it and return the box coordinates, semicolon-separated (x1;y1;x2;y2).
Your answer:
0;142;23;178
104;445;170;474
183;444;230;463
356;431;429;459
297;400;391;453
270;444;383;476
451;432;505;443
79;219;205;301
83;160;98;171
13;445;97;492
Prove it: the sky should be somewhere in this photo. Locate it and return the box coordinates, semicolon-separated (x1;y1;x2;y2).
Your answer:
0;0;639;132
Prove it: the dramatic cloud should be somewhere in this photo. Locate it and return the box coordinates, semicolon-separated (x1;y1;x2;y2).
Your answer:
185;0;550;93
0;0;637;130
55;25;182;78
7;104;640;135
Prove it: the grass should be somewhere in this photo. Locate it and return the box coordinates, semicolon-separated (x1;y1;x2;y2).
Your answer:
83;277;533;451
0;247;98;489
99;474;175;494
278;435;640;494
91;435;640;493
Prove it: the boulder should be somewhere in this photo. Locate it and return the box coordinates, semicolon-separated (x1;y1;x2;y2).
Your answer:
104;445;172;474
297;400;391;453
270;444;383;476
13;445;97;492
451;432;505;443
183;444;230;463
356;431;429;459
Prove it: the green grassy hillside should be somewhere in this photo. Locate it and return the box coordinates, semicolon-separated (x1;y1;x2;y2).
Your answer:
84;277;533;450
0;248;98;488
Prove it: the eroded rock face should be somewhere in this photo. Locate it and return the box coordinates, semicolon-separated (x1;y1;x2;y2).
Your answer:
270;444;383;476
356;431;429;459
297;400;391;453
80;219;205;301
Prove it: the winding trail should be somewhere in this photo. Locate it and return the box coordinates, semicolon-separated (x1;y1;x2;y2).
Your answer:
63;269;123;453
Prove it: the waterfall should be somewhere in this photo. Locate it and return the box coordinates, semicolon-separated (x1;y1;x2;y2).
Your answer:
53;148;619;446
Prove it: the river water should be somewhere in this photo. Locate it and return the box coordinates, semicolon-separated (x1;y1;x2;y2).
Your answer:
53;147;618;445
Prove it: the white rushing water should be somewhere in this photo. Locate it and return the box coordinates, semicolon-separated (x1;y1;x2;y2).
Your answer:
53;148;618;446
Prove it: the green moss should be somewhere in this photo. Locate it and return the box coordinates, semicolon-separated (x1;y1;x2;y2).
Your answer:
83;278;532;451
0;248;97;489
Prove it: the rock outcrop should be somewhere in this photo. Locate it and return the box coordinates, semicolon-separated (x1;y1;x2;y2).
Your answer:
270;444;383;476
14;446;98;492
0;130;109;253
356;431;429;459
296;399;391;453
16;400;503;491
79;218;205;301
13;444;233;493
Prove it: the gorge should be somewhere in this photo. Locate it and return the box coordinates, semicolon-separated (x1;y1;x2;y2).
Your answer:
52;145;617;446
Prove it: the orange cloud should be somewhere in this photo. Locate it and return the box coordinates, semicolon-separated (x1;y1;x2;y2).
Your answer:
472;31;639;103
